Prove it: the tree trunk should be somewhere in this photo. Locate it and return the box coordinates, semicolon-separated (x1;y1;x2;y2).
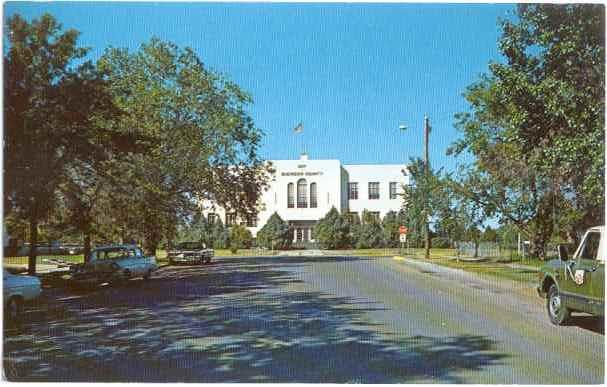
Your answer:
531;234;547;261
83;232;92;263
143;232;160;257
474;240;479;258
28;219;38;275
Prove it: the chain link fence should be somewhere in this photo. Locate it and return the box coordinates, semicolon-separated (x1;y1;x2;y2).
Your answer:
455;241;559;261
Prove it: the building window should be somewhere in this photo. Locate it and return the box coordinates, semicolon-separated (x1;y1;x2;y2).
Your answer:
296;228;303;242
226;213;237;226
287;183;294;208
246;214;257;228
347;212;359;223
297;179;307;208
389;182;398;199
348;182;358;200
369;212;381;222
207;213;217;225
310;183;317;208
368;182;380;200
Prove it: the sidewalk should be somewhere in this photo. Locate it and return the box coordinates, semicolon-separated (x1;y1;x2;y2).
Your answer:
392;254;540;299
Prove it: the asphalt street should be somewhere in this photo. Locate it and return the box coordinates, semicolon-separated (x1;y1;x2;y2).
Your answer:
3;255;604;383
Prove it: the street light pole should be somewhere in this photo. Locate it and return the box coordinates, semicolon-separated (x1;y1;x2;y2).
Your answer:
424;114;430;260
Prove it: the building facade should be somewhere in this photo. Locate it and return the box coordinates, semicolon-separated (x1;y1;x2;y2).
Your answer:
201;154;408;243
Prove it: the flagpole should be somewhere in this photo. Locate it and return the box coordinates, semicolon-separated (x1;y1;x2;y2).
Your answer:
293;122;304;157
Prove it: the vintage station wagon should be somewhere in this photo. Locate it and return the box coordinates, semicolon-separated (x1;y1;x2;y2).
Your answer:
70;245;157;287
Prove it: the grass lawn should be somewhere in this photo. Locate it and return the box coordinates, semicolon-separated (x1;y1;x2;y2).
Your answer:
156;247;458;258
3;255;85;266
396;253;545;285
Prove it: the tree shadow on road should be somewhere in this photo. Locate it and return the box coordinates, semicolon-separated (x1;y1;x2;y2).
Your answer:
4;257;507;383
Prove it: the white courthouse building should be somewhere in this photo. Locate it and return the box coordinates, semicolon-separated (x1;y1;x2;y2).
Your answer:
201;154;408;243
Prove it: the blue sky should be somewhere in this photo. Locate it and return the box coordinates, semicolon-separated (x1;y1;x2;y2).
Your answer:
5;2;514;172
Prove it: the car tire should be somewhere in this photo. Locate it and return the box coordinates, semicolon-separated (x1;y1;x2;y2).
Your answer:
548;284;570;325
143;269;152;280
5;296;22;322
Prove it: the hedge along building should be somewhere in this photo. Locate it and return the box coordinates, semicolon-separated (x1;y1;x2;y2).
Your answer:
201;153;409;243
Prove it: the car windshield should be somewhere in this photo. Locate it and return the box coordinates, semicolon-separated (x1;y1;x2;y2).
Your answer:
579;232;600;260
177;242;202;250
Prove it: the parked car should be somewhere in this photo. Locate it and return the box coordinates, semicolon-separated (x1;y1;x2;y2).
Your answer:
17;242;65;256
61;244;84;255
3;269;41;321
168;241;214;265
70;245;157;287
537;226;605;325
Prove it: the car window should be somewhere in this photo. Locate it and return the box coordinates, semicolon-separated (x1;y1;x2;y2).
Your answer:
579;232;600;260
106;250;128;259
178;242;201;250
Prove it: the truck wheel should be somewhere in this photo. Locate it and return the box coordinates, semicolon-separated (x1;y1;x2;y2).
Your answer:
5;297;23;322
548;284;570;325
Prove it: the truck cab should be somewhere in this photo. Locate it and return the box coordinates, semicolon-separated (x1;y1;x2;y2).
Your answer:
537;226;605;325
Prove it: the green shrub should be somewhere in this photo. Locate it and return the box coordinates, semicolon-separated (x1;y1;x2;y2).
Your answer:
256;212;291;250
229;224;253;253
355;210;384;249
313;207;351;249
210;219;230;249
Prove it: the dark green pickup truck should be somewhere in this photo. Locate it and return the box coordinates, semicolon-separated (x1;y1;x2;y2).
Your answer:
537;226;605;325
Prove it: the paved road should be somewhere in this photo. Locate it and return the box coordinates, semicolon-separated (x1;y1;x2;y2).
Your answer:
4;256;604;383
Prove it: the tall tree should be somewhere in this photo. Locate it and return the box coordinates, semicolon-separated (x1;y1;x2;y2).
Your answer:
401;158;447;248
98;39;270;254
4;14;124;273
450;4;604;258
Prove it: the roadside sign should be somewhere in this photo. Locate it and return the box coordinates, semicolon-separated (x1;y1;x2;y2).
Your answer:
399;226;408;235
399;234;407;243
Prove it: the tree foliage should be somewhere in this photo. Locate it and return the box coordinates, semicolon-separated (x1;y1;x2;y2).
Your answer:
401;158;448;248
256;212;291;250
97;38;270;254
210;219;230;249
313;207;351;250
229;224;253;253
449;4;604;259
355;210;384;249
3;14;133;272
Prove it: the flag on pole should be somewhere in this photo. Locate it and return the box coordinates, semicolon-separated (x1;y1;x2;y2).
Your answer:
293;122;303;134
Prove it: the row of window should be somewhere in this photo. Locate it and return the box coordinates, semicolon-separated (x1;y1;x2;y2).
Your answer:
287;179;318;209
208;213;257;227
348;182;399;200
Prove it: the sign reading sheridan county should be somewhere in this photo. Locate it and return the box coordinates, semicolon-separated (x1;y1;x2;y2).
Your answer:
281;171;324;176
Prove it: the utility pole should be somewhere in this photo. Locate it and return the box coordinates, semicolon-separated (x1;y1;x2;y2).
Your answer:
399;115;431;260
424;114;430;260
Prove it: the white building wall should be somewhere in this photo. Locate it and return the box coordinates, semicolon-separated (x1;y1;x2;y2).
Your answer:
201;155;408;238
342;164;408;219
254;157;342;235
